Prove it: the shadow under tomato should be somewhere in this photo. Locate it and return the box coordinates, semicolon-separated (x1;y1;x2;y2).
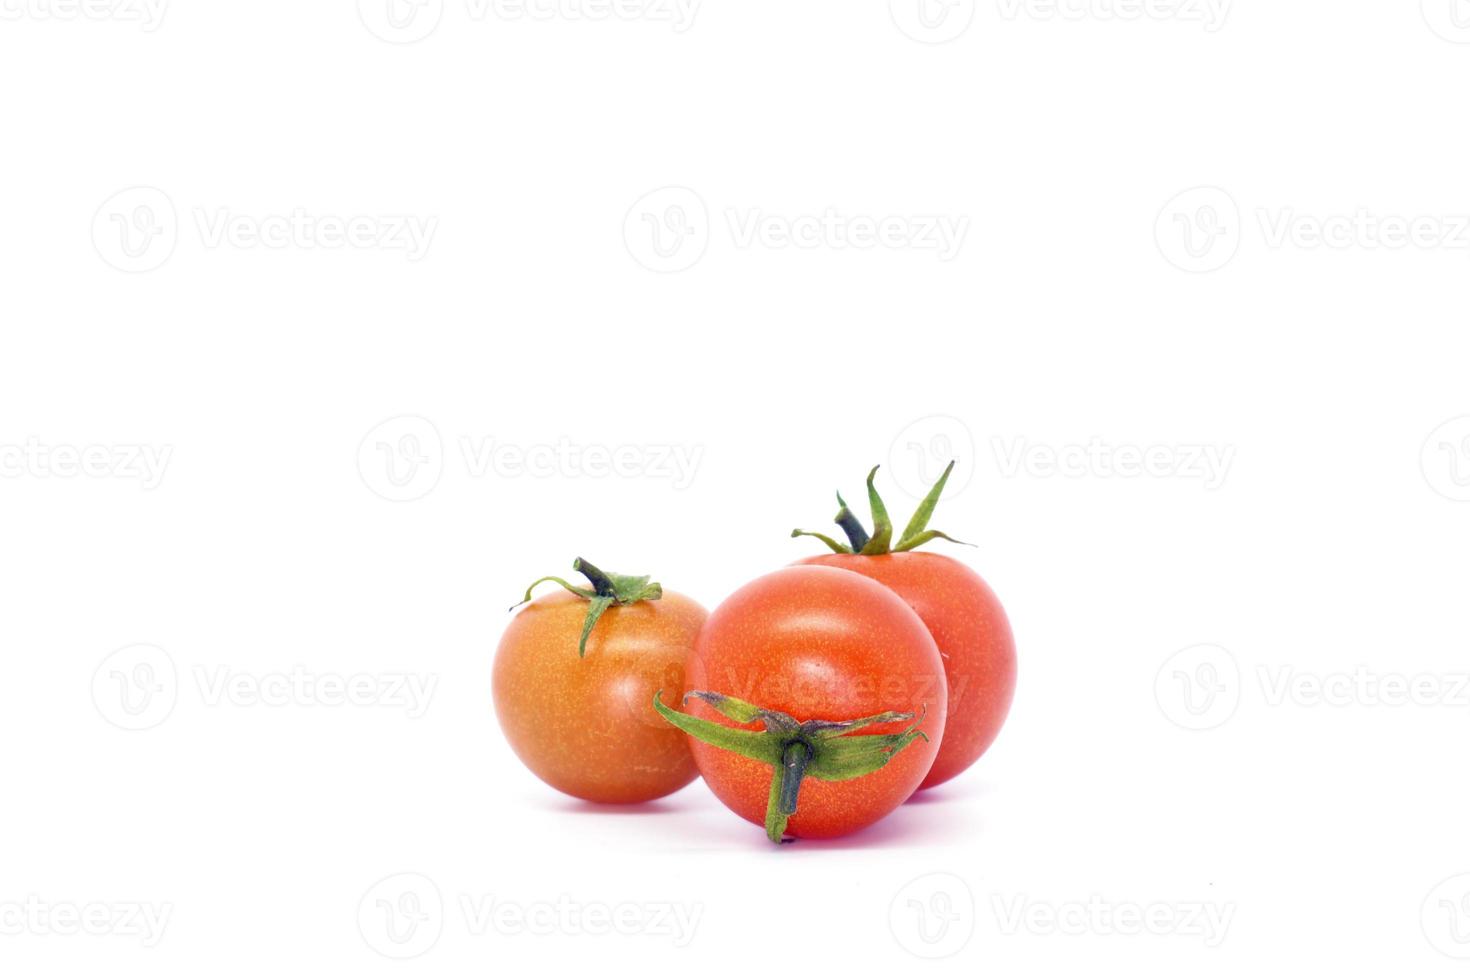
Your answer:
902;776;995;806
542;797;684;817
777;790;981;852
532;779;709;817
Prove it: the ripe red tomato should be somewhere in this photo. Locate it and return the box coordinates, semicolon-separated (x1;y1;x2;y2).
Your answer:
494;559;706;804
656;565;946;842
792;463;1016;789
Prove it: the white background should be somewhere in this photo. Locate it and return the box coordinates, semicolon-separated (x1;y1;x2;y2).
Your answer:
4;0;1470;976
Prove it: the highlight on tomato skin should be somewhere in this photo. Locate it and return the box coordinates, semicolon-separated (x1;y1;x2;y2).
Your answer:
492;559;707;805
662;564;948;843
791;462;1017;790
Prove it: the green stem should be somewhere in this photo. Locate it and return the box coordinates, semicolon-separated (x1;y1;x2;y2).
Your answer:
653;691;930;845
571;557;617;596
512;558;663;657
833;492;871;552
776;742;811;815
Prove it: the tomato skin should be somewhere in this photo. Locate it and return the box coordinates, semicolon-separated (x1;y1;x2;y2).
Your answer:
493;591;707;804
797;552;1015;789
684;565;946;838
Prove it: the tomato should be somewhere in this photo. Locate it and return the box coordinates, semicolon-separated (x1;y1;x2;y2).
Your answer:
792;463;1016;789
656;565;946;842
494;559;706;804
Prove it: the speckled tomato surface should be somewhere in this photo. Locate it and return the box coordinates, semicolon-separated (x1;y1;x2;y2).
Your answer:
493;590;707;804
797;552;1015;789
682;565;946;838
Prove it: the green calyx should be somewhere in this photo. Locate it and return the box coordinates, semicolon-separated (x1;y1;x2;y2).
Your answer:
512;558;663;657
792;461;971;556
653;690;929;843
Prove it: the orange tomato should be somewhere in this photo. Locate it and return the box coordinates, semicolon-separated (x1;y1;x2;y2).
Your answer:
494;563;707;804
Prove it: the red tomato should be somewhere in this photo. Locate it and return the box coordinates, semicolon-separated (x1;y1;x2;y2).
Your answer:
494;560;706;804
796;552;1014;788
659;565;946;841
791;463;1016;789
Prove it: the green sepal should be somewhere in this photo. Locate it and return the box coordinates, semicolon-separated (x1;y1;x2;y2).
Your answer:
893;460;972;552
653;689;930;844
794;461;971;557
804;728;929;781
858;467;893;555
577;595;615;658
893;529;971;552
789;529;852;554
653;692;783;764
682;690;800;734
512;558;663;657
511;576;595;607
